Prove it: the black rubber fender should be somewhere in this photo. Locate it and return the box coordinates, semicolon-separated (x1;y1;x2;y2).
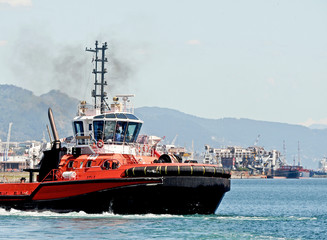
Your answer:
124;165;230;178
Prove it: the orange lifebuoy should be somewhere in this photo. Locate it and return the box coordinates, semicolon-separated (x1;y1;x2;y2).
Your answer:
97;139;104;148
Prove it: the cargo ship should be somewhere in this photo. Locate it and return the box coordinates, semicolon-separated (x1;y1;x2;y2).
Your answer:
0;41;230;214
297;166;311;178
272;142;311;179
273;165;301;179
273;165;311;179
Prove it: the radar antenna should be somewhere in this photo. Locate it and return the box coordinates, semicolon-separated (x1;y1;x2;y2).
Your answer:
86;41;108;114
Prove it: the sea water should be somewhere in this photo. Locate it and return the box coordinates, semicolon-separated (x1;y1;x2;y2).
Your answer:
0;178;326;240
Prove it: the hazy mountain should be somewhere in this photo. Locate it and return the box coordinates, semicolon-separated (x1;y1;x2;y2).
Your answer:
136;107;327;169
1;84;326;169
308;124;327;130
0;84;79;142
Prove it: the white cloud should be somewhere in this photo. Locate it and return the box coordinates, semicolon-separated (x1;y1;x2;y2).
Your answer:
186;40;201;45
0;0;32;7
134;49;147;55
267;77;275;86
300;118;327;127
0;40;8;46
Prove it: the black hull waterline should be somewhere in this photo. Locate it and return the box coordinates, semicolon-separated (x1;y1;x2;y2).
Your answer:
274;170;300;179
0;176;230;215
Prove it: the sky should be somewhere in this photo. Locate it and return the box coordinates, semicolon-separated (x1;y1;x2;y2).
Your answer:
0;0;327;126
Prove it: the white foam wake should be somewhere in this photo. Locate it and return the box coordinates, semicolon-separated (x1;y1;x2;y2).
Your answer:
0;207;185;219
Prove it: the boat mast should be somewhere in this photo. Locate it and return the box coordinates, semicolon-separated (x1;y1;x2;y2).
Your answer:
282;140;286;165
86;41;108;113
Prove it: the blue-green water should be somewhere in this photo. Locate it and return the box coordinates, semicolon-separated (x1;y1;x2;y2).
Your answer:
1;179;326;239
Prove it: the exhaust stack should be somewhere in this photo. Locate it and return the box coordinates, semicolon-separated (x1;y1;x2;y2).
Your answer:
38;108;62;182
48;108;60;149
46;124;53;143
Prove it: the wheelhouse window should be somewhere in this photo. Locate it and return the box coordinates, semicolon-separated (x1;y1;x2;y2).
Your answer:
74;121;84;144
125;122;142;143
93;120;104;141
103;121;116;142
114;121;127;143
93;119;142;144
74;121;84;135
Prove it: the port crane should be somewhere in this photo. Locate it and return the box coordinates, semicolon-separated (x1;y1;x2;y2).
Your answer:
171;134;178;145
3;122;12;162
253;134;260;146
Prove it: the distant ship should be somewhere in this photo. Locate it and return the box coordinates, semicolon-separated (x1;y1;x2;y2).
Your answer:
273;141;311;179
297;166;311;178
273;165;310;179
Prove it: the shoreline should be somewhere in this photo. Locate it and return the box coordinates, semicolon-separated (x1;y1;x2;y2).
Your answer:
1;171;326;182
0;172;29;183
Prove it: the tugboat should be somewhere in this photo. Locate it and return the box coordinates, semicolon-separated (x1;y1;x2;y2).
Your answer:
0;41;230;214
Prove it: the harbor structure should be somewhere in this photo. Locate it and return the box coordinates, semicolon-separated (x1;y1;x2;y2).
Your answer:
318;157;327;173
204;145;283;174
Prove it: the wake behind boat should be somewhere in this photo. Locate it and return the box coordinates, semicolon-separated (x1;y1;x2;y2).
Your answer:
0;41;230;214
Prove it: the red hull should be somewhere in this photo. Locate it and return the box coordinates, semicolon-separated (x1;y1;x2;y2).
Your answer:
0;176;230;214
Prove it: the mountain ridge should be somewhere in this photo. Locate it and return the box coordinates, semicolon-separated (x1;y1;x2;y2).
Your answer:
0;84;79;141
0;84;326;169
